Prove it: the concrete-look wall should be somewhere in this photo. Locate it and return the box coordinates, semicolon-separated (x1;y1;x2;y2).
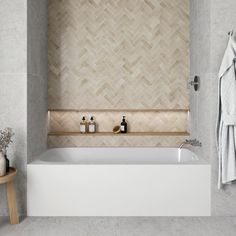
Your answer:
190;0;236;215
0;0;48;216
0;0;27;215
27;0;48;163
189;0;211;163
210;0;236;216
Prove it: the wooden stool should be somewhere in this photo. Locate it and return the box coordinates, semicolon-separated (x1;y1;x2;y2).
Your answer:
0;168;19;224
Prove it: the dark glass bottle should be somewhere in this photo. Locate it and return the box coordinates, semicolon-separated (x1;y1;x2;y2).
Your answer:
120;116;127;133
4;153;10;172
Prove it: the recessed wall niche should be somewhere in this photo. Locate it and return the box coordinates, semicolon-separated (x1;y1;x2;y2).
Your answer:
48;0;189;110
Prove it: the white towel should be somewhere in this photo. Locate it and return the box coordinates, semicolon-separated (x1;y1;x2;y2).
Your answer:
217;31;236;189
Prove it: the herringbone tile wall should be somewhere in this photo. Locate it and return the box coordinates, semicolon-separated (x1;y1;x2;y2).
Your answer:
48;0;190;147
48;135;189;148
48;0;189;109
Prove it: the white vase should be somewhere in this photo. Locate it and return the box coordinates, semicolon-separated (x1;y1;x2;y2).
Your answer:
0;152;6;176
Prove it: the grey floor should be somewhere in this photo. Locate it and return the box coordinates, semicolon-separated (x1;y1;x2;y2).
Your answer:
0;217;236;236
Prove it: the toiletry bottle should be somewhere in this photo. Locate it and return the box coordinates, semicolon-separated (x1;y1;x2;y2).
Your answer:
88;116;96;133
80;116;87;133
120;116;127;133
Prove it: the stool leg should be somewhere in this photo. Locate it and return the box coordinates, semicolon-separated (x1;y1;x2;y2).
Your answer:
6;181;19;224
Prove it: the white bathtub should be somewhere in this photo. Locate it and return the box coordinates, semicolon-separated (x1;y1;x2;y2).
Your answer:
27;147;211;216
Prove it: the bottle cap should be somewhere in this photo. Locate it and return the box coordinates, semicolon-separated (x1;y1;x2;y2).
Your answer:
91;116;94;120
82;116;85;120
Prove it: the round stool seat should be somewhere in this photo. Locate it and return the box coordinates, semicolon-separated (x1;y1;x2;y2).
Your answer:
0;168;17;184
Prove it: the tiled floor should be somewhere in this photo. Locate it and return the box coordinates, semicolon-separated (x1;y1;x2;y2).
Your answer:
0;217;236;236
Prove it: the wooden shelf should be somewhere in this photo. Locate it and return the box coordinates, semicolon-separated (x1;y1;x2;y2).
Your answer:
48;131;190;136
48;109;190;112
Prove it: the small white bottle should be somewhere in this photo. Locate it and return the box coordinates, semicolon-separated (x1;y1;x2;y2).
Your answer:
80;116;87;133
88;116;96;133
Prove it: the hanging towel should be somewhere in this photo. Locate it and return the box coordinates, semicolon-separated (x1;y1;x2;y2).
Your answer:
217;31;236;189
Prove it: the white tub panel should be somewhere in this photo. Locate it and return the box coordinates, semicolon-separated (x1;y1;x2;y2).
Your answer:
27;164;210;216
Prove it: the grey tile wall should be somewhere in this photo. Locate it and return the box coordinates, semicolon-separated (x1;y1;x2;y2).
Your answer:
0;1;27;74
189;0;211;162
210;0;236;216
0;0;48;216
0;0;27;216
191;0;236;215
0;74;27;216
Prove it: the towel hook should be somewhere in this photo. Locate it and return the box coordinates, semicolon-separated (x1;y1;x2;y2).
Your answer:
228;31;233;36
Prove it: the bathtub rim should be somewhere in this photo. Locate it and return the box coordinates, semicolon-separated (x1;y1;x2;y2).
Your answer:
28;147;208;165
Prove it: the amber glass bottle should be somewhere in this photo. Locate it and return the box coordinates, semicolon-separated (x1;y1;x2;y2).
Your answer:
88;116;96;133
80;116;87;133
120;116;127;133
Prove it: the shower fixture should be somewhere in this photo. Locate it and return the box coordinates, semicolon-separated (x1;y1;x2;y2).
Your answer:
189;76;200;91
179;139;202;149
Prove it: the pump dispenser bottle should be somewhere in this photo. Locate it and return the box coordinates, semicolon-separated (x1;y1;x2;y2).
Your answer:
120;116;127;133
80;116;87;133
88;116;96;133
